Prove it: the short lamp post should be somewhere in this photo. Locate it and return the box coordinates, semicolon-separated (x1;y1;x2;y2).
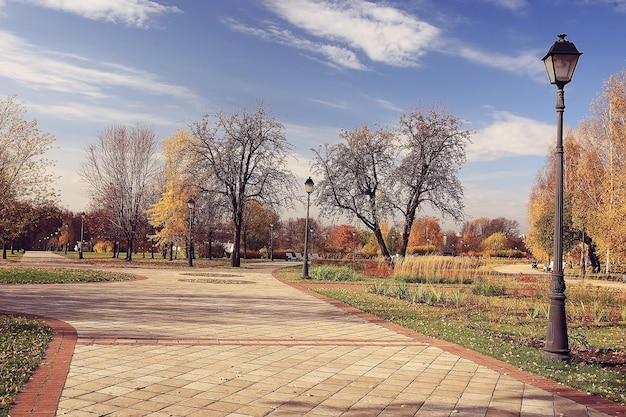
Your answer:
302;177;314;278
542;33;582;361
269;223;274;262
64;224;69;255
187;198;195;267
79;212;85;259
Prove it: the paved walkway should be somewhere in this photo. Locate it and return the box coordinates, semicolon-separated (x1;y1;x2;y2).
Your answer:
494;263;626;290
1;252;623;416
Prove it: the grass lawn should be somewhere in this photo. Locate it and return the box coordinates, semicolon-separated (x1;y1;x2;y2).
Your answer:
0;268;137;284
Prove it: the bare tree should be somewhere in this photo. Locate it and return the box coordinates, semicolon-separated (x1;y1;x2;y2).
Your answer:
393;104;472;256
190;101;297;267
312;104;471;260
80;124;159;261
312;124;396;260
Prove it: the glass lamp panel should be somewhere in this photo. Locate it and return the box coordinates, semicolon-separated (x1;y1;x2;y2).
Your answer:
554;55;578;82
543;55;557;84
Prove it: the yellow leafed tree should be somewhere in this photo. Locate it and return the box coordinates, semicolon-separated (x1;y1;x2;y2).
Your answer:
527;69;626;272
148;129;198;252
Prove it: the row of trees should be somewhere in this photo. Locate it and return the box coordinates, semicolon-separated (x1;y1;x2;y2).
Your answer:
527;69;626;274
3;95;503;264
75;101;473;266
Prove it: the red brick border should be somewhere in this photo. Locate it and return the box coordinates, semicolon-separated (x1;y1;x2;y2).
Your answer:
275;274;626;417
2;312;77;417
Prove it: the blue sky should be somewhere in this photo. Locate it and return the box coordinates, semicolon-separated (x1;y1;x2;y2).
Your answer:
1;0;625;233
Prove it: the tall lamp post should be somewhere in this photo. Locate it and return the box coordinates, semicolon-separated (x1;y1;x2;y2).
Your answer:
302;177;314;278
542;34;582;361
79;212;85;259
187;198;195;267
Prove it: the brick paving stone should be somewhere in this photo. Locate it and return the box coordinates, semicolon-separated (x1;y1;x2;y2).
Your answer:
3;251;625;416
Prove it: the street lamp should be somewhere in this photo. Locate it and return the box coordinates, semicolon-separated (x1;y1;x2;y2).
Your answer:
269;223;274;261
542;34;582;361
302;177;314;278
79;212;85;259
187;198;195;267
64;224;69;255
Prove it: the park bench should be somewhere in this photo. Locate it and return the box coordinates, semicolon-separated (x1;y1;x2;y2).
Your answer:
285;252;296;261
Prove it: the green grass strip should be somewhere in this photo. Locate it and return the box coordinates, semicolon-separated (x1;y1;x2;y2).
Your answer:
0;268;136;284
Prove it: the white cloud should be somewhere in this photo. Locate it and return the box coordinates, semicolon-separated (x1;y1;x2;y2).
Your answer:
306;98;348;109
223;18;366;70
0;30;200;103
224;1;552;84
468;111;554;161
371;97;403;113
263;0;441;68
14;0;180;28
484;0;527;11
28;102;179;126
228;0;547;83
455;45;545;81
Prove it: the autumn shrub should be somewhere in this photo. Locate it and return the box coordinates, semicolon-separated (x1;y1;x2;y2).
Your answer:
394;255;483;284
93;240;114;253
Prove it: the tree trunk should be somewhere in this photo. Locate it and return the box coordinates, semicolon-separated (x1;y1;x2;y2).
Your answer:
126;238;133;261
581;234;601;273
373;228;392;263
588;243;601;273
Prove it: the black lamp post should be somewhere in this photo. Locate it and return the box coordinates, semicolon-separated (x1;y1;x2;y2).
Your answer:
542;34;582;361
64;224;69;255
302;177;314;278
187;198;195;267
79;212;85;259
269;223;274;261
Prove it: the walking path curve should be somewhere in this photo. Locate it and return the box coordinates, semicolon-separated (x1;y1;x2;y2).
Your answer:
493;263;626;290
1;251;623;416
